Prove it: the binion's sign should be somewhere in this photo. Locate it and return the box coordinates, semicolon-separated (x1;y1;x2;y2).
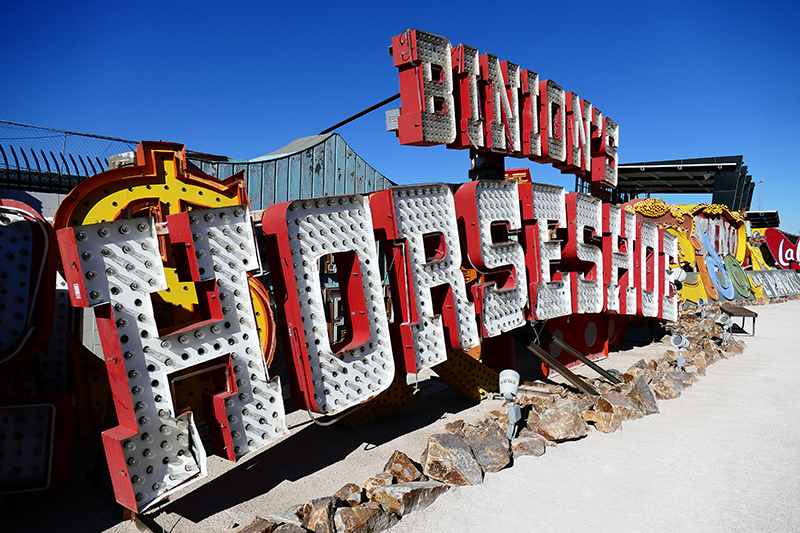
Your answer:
389;29;619;187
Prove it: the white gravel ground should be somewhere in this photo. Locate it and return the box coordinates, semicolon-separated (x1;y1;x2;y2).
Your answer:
389;300;800;533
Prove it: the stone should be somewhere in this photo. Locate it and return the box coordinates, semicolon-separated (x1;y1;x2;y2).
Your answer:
702;339;724;363
444;419;464;435
333;483;362;507
517;428;555;444
363;472;394;499
526;408;541;430
654;358;672;373
516;383;563;405
685;350;707;376
699;318;724;338
623;359;655;383
624;374;659;415
485;410;507;422
611;382;628;394
383;450;423;483
532;399;588;442
273;525;308;533
595;390;644;421
463;421;511;473
515;389;554;407
590;380;615;394
511;433;547;458
650;372;684;400
369;481;449;517
723;340;746;355
269;505;306;528
302;497;336;533
420;433;483;486
520;381;565;394
670;370;697;388
566;391;597;411
333;502;398;533
582;410;623;433
685;364;704;377
236;518;278;533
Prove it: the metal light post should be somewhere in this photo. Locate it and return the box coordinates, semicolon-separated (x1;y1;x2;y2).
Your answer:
759;180;765;210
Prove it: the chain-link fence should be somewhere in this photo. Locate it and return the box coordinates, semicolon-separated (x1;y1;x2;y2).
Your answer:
0;120;138;193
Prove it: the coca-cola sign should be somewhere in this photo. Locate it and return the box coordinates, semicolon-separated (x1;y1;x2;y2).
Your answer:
764;228;800;270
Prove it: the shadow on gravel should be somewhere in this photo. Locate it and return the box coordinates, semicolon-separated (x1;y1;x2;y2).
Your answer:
0;382;479;533
156;386;478;523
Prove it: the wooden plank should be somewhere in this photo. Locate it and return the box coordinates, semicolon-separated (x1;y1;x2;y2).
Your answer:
300;149;314;199
323;136;336;198
247;162;262;210
344;144;356;195
355;155;366;195
721;304;758;318
313;143;325;198
376;172;392;191
275;156;290;204
218;163;234;180
262;160;276;208
288;153;302;202
365;165;375;193
334;135;346;196
233;163;247;180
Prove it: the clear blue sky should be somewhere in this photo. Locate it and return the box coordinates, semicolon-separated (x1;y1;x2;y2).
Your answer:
2;0;798;231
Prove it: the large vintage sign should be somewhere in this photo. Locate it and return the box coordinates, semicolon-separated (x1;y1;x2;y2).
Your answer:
624;198;800;303
45;140;690;510
390;29;619;187
0;200;75;495
6;29;800;515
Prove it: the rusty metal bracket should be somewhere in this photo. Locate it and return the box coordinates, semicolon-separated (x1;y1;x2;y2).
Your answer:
540;330;621;384
510;329;599;396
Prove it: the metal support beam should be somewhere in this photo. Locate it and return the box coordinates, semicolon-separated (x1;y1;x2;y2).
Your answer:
320;93;401;135
510;330;599;396
541;330;621;384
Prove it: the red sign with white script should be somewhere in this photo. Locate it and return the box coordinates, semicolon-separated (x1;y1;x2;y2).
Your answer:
764;228;800;270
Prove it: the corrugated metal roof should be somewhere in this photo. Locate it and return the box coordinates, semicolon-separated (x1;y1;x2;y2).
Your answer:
189;133;396;211
250;134;335;162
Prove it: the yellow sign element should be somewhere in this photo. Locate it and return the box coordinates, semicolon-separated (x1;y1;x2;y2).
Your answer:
747;274;766;299
747;242;772;271
667;228;695;264
436;346;499;402
53;142;275;365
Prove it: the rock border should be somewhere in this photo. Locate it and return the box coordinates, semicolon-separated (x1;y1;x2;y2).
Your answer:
234;301;757;533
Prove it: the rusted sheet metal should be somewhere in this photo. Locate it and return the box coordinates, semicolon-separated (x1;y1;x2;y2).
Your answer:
188;133;396;210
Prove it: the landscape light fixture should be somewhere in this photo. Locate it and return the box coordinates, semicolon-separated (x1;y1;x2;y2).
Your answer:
696;298;708;319
499;369;522;440
670;334;691;371
716;314;733;344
